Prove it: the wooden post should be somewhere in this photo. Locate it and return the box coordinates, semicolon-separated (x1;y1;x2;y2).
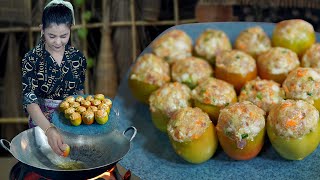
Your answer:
173;0;179;25
130;0;137;61
28;28;33;49
81;3;90;94
95;0;118;98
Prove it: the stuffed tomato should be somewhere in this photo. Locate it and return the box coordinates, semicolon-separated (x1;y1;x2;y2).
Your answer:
191;77;237;124
215;50;257;92
194;29;232;64
171;56;213;89
167;107;218;164
128;53;170;104
283;67;320;112
267;99;320;160
216;101;266;160
238;77;285;113
272;19;315;57
149;82;192;132
234;26;271;59
256;47;300;84
151;29;192;64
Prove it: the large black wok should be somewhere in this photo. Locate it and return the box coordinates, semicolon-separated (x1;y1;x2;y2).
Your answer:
0;126;136;179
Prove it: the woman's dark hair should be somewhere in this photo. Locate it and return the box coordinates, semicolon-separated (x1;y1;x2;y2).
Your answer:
42;4;73;29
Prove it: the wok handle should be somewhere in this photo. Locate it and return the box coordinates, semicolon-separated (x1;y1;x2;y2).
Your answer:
123;126;137;142
0;139;11;152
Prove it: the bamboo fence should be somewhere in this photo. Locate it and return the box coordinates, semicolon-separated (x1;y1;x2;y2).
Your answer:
0;0;195;124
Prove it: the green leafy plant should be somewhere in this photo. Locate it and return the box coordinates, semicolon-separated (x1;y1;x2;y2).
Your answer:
75;0;85;7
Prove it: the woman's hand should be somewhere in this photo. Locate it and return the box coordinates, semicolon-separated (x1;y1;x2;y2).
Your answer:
46;127;65;156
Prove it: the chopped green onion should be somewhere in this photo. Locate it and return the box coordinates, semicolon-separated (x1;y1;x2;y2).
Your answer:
224;129;232;137
204;37;210;42
256;92;263;100
200;89;206;95
241;133;248;139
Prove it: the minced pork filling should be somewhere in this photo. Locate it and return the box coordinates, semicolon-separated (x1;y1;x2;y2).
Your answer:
167;107;211;143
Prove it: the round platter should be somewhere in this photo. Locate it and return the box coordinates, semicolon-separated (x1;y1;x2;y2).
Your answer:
52;95;118;135
116;22;320;180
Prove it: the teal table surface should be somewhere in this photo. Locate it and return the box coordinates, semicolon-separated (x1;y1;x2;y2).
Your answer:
115;22;320;180
52;95;118;135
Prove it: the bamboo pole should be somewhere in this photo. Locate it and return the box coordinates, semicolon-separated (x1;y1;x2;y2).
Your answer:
28;0;33;48
95;0;118;97
81;3;90;94
28;28;33;49
173;0;179;25
0;118;28;124
130;0;137;61
0;19;197;33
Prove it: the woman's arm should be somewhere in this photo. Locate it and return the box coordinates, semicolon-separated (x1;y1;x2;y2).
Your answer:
26;103;64;155
22;53;51;132
22;53;65;156
26;103;52;133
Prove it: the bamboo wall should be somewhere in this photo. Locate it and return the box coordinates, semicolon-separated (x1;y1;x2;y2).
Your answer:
0;0;196;125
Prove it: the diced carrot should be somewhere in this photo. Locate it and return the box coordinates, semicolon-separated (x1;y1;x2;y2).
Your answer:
192;134;199;139
283;85;289;93
239;106;246;113
249;111;255;118
286;119;297;127
175;131;182;139
205;89;210;95
195;120;202;125
238;43;247;50
296;69;305;77
281;103;292;109
203;97;211;104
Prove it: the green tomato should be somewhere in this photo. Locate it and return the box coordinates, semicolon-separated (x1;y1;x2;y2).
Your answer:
95;115;109;125
267;121;320;160
311;98;320;112
193;51;216;65
272;19;315;57
128;78;160;104
151;109;169;133
194;98;236;125
168;123;218;164
182;77;196;89
194;100;221;125
217;127;265;160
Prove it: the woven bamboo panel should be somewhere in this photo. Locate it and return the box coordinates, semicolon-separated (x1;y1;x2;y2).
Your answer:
239;0;320;8
198;0;238;6
198;0;320;8
0;0;31;25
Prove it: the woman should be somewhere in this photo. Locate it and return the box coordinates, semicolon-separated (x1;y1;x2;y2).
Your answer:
21;0;86;156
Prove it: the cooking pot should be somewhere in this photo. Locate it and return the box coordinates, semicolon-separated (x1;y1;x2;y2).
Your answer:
0;126;136;179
